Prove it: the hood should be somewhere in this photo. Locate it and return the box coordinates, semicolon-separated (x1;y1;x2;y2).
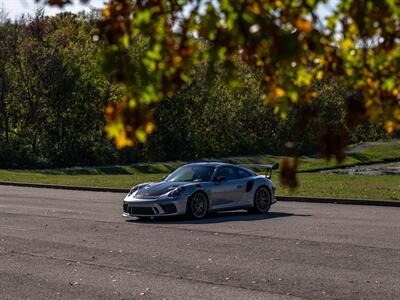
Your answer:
134;181;186;198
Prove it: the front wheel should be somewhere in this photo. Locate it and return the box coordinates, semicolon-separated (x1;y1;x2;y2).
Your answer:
187;192;208;219
250;186;272;214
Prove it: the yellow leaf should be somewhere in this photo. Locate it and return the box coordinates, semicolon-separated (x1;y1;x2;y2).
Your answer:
113;127;134;149
295;18;313;33
121;34;130;48
105;122;119;139
173;55;182;64
385;121;394;134
102;8;110;18
340;38;353;50
158;62;165;70
394;109;400;121
288;91;298;103
145;122;156;134
180;72;191;83
252;3;261;14
115;134;133;149
275;87;286;97
136;129;147;143
295;67;312;86
128;98;137;109
105;105;114;115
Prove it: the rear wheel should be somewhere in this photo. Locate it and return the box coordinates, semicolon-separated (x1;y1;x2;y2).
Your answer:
250;186;272;214
187;192;208;219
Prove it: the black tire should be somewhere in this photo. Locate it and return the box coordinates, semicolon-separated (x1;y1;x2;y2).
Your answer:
249;186;272;214
187;191;209;219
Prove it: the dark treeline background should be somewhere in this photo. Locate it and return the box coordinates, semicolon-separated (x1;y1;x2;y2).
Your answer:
0;11;387;168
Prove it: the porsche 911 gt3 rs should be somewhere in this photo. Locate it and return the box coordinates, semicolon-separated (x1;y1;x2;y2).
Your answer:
122;162;278;219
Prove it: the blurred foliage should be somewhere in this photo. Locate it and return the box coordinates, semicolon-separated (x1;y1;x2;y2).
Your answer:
0;6;392;186
39;0;400;187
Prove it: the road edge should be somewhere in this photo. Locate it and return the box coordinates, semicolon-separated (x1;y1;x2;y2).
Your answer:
277;196;400;207
1;180;399;207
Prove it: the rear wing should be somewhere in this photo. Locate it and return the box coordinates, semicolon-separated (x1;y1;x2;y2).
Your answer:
242;163;279;179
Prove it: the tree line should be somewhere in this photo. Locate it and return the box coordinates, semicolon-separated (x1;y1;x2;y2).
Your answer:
0;11;387;168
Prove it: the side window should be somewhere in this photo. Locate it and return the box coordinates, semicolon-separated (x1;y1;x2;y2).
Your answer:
237;168;252;178
215;167;239;180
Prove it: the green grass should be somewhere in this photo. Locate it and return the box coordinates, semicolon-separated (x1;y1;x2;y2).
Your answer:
0;169;399;201
229;139;400;173
0;169;166;188
299;140;400;172
277;173;400;201
0;140;399;201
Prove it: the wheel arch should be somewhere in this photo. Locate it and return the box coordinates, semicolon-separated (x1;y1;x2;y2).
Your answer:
255;183;272;192
186;189;210;215
189;188;209;203
252;184;272;209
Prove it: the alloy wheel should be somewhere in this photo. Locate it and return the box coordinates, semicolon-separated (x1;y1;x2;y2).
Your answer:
255;187;271;213
190;192;208;219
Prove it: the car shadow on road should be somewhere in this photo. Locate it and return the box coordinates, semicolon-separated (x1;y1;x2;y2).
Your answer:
126;210;312;224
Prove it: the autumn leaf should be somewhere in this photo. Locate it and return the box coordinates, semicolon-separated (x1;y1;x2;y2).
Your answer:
280;157;299;190
295;17;313;33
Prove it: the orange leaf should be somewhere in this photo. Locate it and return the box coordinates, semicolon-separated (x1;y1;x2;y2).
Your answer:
295;18;313;33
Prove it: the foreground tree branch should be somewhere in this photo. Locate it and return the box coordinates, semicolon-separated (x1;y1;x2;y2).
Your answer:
39;0;400;187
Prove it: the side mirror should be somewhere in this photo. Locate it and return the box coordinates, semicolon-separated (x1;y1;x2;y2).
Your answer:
214;176;227;184
271;163;279;170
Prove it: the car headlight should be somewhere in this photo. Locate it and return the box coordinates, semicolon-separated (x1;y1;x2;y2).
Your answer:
168;187;185;197
127;184;147;196
127;186;139;197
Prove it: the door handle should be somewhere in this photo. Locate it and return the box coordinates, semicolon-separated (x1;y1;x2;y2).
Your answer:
236;185;243;189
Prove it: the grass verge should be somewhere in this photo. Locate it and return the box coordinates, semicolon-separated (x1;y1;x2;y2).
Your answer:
278;173;400;201
0;170;399;201
0;169;164;189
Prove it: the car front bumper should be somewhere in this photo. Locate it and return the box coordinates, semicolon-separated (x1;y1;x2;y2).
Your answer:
122;195;188;218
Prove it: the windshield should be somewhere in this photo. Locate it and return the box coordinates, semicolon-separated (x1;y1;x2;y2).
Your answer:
165;165;215;182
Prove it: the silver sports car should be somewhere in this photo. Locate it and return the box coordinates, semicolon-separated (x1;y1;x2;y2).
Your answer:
122;162;279;219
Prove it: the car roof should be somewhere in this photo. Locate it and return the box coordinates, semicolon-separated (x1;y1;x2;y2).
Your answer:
185;161;254;170
185;161;229;167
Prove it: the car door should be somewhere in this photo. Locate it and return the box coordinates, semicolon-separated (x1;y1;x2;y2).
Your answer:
209;166;246;210
236;167;255;206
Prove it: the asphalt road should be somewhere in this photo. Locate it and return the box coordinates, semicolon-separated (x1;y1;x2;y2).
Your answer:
1;186;400;299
